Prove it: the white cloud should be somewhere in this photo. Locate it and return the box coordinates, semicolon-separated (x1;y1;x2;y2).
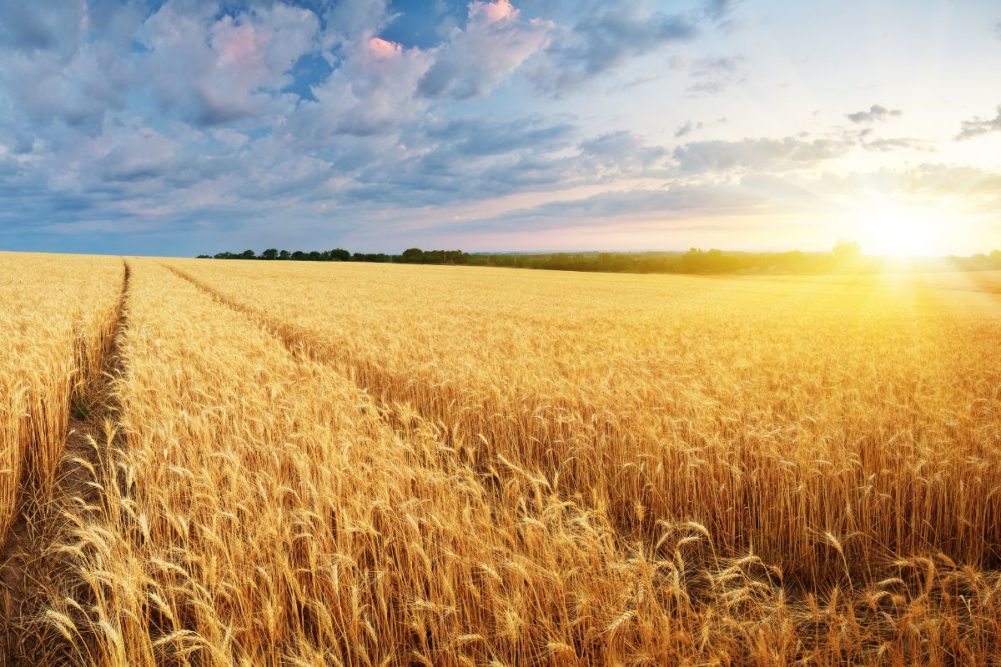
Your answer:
673;136;854;174
137;2;319;126
417;0;552;99
307;36;433;137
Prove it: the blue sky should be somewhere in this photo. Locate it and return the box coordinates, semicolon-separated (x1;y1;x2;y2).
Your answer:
0;0;999;256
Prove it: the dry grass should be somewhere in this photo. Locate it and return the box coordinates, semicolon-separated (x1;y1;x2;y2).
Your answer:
3;255;1001;664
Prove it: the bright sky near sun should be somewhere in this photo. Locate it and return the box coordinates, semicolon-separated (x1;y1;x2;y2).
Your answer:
0;0;998;256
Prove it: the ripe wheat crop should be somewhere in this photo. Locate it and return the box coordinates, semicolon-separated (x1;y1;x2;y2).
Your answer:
2;254;1001;665
0;253;122;541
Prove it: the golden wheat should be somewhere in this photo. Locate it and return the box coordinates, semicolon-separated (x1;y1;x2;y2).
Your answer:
0;252;122;540
170;260;1001;575
4;255;1001;664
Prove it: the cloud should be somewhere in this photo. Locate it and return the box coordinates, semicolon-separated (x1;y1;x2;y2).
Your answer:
425;115;576;156
92;124;180;183
686;56;745;95
323;0;393;41
137;2;320;127
704;0;740;22
1;0;991;258
956;105;1001;140
860;137;932;152
0;2;140;135
417;0;552;99
305;36;432;137
530;2;698;93
904;164;1001;202
673;136;853;174
675;121;703;138
335;122;670;209
580;131;669;175
0;2;84;54
0;2;644;253
457;183;768;236
846;105;902;124
675;116;727;138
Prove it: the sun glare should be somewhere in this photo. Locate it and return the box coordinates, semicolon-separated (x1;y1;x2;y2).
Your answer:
852;201;948;257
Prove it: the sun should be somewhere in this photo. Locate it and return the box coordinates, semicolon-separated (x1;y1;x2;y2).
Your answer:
852;201;947;257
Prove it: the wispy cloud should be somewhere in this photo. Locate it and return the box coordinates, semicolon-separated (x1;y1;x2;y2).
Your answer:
673;136;853;174
528;1;716;94
675;121;703;138
859;136;932;152
956;105;1001;140
846;105;902;124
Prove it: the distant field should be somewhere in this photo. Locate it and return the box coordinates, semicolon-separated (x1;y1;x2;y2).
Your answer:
2;253;1001;665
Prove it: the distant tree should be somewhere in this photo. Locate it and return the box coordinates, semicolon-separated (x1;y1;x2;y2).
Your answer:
196;255;211;259
833;240;862;261
262;248;279;260
353;252;392;263
291;250;306;260
279;250;290;260
240;249;257;259
329;248;351;261
401;248;424;263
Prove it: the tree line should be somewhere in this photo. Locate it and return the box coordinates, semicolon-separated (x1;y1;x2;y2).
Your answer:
200;248;464;263
198;243;1001;275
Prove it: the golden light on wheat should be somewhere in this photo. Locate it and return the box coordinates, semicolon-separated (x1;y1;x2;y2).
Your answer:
1;253;1000;665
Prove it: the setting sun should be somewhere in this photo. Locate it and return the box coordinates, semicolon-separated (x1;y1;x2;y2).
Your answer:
851;201;949;257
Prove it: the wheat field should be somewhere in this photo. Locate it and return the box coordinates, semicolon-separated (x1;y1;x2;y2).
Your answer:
0;254;123;543
1;253;1000;665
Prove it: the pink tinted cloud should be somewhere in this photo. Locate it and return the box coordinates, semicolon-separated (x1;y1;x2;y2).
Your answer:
472;0;516;24
137;2;318;125
417;0;552;99
213;20;268;68
368;36;402;59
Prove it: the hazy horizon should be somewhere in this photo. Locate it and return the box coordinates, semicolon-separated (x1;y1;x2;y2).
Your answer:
1;0;999;256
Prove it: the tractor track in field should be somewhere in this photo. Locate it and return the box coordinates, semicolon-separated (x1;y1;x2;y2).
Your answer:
162;264;467;456
163;265;721;562
163;263;465;422
164;264;325;363
162;265;616;516
0;260;131;666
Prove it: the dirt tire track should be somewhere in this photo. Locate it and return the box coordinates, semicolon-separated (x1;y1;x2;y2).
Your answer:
162;264;434;433
0;260;131;666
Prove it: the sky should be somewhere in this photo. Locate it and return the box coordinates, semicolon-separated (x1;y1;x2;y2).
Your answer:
0;0;999;257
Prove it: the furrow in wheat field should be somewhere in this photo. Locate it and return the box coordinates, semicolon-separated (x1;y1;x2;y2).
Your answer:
20;259;1001;665
35;261;725;665
0;252;124;541
168;259;1001;584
